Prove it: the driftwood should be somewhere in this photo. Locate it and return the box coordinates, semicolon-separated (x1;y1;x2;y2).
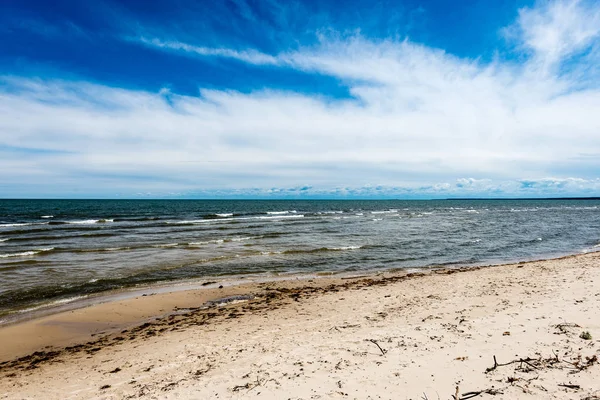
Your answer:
485;355;539;373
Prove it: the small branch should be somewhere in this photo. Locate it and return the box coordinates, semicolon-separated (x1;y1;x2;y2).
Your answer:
486;355;537;373
558;383;581;389
366;339;386;356
460;388;503;399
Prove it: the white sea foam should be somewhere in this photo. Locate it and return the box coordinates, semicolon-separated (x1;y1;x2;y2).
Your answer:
0;251;38;258
63;218;113;224
0;238;8;243
267;210;296;215
16;295;87;313
331;246;362;250
231;214;304;221
104;247;130;251
0;222;48;228
168;219;208;225
40;215;54;219
255;214;304;220
0;247;54;258
152;243;179;248
230;236;252;242
216;213;233;217
67;219;101;224
188;239;224;246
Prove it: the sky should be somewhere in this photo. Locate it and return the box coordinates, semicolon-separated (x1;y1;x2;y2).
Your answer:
1;0;600;199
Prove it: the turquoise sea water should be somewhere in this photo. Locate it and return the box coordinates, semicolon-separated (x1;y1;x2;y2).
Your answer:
0;199;599;316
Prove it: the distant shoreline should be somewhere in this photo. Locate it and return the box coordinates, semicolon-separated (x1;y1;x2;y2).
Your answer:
1;197;600;200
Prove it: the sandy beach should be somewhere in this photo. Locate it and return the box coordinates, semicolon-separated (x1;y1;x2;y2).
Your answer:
1;252;599;399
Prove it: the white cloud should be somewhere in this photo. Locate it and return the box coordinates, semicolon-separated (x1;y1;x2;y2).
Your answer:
1;0;600;197
505;0;600;76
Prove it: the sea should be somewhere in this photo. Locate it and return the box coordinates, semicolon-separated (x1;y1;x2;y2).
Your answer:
1;199;599;318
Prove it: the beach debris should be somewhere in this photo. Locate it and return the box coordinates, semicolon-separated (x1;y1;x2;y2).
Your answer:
580;331;592;340
558;383;581;390
486;355;540;373
553;322;581;335
456;387;503;399
366;339;386;356
502;331;510;336
108;367;121;373
485;351;598;375
204;294;254;307
99;384;111;390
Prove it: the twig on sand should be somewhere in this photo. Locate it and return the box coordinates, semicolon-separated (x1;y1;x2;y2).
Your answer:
459;388;503;399
366;339;386;356
485;355;539;373
554;323;581;335
558;383;581;390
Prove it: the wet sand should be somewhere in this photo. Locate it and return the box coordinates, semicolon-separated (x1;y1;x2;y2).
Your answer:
0;252;599;399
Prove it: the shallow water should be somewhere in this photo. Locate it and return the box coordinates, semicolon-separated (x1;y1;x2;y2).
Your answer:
1;199;599;315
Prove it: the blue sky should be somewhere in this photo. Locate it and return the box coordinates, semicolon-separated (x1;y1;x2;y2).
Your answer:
1;0;600;198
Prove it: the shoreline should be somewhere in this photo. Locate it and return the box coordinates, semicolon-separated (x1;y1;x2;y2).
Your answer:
0;250;595;362
1;247;590;327
1;251;599;399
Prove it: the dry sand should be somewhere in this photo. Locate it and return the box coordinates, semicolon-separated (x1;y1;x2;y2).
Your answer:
0;252;599;399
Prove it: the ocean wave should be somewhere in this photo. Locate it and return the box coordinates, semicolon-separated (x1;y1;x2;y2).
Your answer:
49;219;114;225
230;236;253;242
0;247;55;258
266;210;297;215
0;238;8;243
188;240;224;246
0;222;48;228
113;217;160;222
152;243;179;248
40;215;54;219
73;246;132;253
252;215;304;220
67;219;113;224
168;219;209;225
168;214;305;225
15;295;87;314
263;246;363;256
186;236;253;246
216;213;233;217
371;209;398;214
